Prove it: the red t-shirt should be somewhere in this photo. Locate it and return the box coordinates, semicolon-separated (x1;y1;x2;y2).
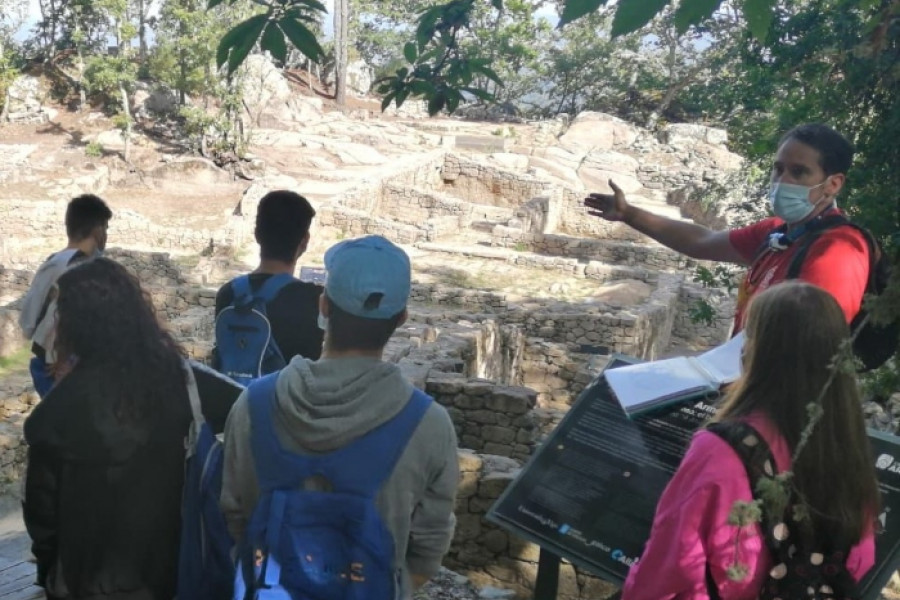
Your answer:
728;211;869;332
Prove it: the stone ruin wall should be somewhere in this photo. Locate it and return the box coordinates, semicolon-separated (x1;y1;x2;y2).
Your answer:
0;117;753;599
0;200;242;268
449;449;618;600
438;154;555;210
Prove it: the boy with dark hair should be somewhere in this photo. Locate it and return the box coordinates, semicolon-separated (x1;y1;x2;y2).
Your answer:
212;191;324;380
19;194;112;397
221;235;459;599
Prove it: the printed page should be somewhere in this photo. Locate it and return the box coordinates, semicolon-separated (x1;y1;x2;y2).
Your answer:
604;357;713;414
695;332;745;385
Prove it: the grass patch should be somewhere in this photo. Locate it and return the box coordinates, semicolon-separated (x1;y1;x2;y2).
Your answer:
174;254;202;270
0;347;31;378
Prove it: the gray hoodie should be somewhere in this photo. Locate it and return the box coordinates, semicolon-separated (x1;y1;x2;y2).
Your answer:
220;355;459;598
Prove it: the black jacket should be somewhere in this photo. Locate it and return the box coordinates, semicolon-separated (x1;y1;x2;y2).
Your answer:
23;364;192;600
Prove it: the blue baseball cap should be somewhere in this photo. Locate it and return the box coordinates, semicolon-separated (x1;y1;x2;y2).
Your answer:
324;235;411;319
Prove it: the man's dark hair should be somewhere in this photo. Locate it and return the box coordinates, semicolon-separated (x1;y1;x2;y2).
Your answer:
255;191;316;263
779;123;854;176
65;194;112;240
325;295;404;352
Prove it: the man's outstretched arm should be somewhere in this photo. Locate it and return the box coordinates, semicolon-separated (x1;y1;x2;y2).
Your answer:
585;179;747;265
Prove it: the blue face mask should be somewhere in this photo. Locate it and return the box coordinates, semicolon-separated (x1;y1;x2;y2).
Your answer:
768;180;828;224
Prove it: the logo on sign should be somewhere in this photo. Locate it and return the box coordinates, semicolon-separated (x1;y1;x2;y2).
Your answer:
877;454;895;470
611;549;639;567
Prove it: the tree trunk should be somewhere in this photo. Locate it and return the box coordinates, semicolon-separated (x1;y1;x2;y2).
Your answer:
119;82;132;163
333;0;349;107
1;89;10;123
76;42;86;112
138;0;148;64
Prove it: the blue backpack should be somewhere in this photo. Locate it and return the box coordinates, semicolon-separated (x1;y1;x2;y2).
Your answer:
178;362;235;600
214;274;295;386
234;373;432;600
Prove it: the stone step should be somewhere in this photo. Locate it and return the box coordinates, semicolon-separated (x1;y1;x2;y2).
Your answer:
295;179;359;200
629;196;691;222
414;242;516;261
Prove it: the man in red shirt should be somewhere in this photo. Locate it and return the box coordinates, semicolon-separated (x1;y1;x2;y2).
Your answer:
584;123;869;332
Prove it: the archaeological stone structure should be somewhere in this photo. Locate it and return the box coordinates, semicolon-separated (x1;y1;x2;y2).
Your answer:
0;82;765;599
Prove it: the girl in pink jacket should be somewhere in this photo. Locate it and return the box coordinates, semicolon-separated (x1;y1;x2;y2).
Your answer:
623;281;879;599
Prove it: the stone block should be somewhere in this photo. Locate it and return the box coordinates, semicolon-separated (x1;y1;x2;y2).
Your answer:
464;380;496;396
486;387;536;414
468;495;497;514
483;442;514;457
478;471;517;498
481;426;515;444
456;394;486;410
481;529;509;554
455;514;482;541
470;410;499;425
426;374;466;395
458;449;484;473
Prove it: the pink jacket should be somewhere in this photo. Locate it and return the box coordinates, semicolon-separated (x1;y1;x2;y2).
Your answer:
622;413;875;600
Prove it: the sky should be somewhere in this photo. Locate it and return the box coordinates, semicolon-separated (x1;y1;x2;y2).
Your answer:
15;0;562;42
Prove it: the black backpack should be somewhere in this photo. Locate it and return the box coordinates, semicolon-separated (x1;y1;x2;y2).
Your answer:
760;215;898;371
706;421;860;600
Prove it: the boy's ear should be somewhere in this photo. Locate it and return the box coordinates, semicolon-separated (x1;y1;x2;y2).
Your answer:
297;232;311;257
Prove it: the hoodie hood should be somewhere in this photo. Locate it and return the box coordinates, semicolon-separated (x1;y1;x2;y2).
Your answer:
274;355;414;452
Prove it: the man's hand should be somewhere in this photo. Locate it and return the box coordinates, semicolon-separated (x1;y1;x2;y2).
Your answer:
584;179;631;222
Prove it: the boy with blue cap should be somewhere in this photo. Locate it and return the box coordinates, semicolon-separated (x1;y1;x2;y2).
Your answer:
221;235;459;599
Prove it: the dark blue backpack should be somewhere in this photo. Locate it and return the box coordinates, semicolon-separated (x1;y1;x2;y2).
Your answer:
214;274;295;386
178;362;236;600
234;373;432;600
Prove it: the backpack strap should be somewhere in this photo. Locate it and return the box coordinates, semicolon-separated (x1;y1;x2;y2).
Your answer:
784;214;869;280
183;360;205;458
704;421;781;598
247;379;432;496
230;273;295;309
230;275;254;307
256;273;295;303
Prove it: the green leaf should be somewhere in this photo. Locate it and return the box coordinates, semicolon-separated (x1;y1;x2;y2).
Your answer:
217;14;268;75
673;0;724;34
403;41;417;64
416;7;442;49
381;91;396;112
476;66;503;87
291;0;327;13
408;80;437;96
743;0;776;42
216;20;248;70
396;88;410;107
229;15;268;76
446;89;461;114
260;23;288;64
559;0;608;27
280;16;325;62
610;0;668;37
427;92;446;116
462;87;494;102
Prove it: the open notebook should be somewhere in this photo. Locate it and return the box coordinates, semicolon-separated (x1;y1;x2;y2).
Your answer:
605;332;745;417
